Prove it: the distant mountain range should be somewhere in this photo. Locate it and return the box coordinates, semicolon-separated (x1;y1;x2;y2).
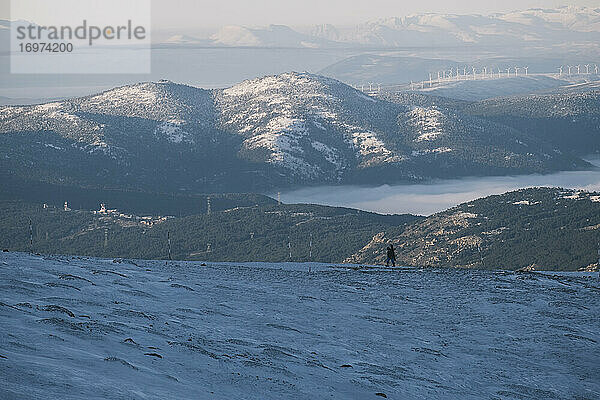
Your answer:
1;72;590;193
310;7;600;48
158;7;600;49
320;54;599;91
4;7;599;50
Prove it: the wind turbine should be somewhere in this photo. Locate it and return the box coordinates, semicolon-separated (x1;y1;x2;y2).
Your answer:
576;65;581;74
483;66;487;78
584;64;590;74
524;66;529;76
567;65;572;75
472;66;477;80
498;67;502;77
558;66;563;77
514;66;520;76
463;66;467;77
595;65;599;74
429;73;433;87
506;67;511;77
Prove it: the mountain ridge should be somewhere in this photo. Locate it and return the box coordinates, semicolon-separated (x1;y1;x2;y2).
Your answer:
0;72;588;192
154;7;600;49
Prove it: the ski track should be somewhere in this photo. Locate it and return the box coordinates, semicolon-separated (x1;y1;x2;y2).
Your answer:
0;252;598;399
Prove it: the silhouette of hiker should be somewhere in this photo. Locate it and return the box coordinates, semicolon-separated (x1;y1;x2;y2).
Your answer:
386;245;396;267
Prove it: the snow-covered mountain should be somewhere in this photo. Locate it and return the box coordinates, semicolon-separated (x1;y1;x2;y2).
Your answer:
1;252;598;399
214;73;402;179
312;6;600;48
159;7;600;49
210;25;330;48
0;72;590;192
158;25;335;48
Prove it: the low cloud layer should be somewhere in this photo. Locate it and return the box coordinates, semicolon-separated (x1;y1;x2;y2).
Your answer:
277;158;600;216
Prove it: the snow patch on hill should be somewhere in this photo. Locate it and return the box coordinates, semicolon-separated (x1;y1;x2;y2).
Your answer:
154;121;194;144
407;106;444;142
87;84;160;108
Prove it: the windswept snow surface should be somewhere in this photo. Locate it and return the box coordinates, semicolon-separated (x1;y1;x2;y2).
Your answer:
0;252;598;399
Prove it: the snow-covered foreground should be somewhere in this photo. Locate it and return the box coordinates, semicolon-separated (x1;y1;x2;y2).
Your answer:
1;252;598;399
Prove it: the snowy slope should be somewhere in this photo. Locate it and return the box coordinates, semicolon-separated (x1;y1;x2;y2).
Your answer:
0;252;598;399
0;81;217;160
215;72;400;178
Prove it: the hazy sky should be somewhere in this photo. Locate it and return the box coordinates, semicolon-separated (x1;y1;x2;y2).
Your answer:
151;0;599;29
2;1;598;30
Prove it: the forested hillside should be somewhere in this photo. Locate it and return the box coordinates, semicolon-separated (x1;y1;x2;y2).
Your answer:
0;200;418;263
348;187;600;271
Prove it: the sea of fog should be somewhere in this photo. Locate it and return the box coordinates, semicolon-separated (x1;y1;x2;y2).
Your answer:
277;156;600;216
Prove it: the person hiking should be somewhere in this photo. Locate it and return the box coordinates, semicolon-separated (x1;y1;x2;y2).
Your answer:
386;245;396;267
